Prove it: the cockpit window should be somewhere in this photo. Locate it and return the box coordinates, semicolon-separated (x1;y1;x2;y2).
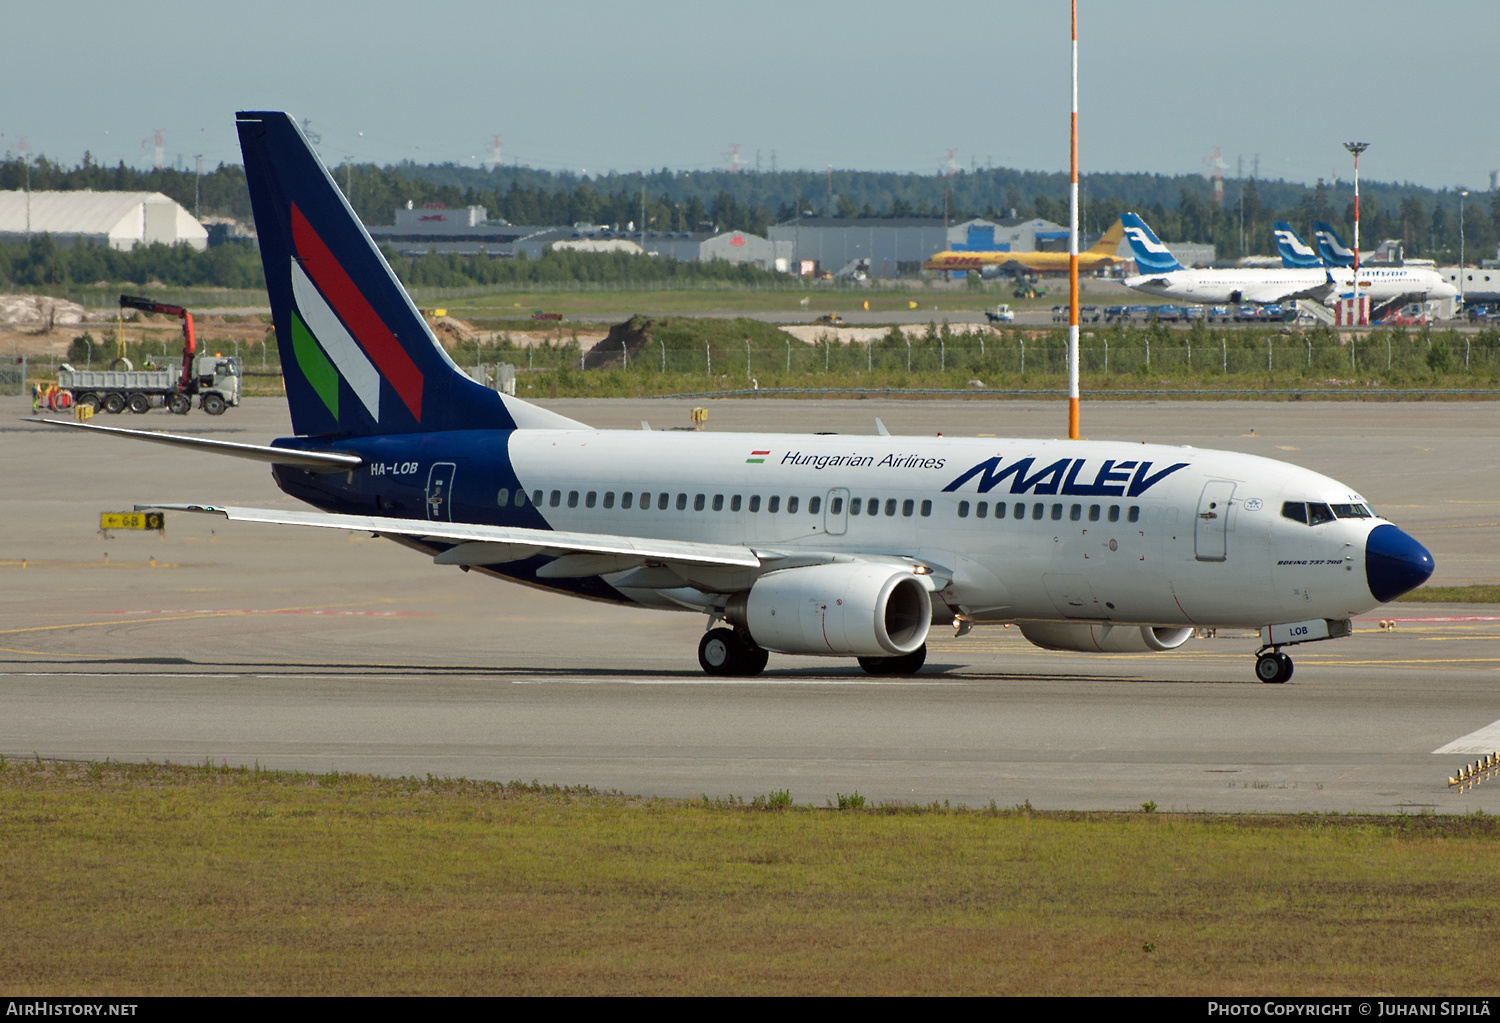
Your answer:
1281;501;1307;524
1331;503;1372;519
1306;502;1335;526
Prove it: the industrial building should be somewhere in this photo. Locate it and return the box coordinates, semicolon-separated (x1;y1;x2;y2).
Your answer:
368;204;786;269
767;216;1067;277
0;190;207;250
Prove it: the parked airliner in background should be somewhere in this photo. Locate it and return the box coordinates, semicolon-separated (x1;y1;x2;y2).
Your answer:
1122;213;1456;310
1313;221;1357;268
1273;222;1323;269
34;114;1436;683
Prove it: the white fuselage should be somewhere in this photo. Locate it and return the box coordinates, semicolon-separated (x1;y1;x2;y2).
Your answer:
1125;265;1456;307
501;431;1387;629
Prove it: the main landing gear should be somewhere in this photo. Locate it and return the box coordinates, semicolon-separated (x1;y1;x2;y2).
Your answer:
698;628;769;677
1254;650;1294;684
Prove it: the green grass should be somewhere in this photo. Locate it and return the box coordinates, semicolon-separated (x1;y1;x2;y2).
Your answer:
3;758;1498;995
1397;585;1500;603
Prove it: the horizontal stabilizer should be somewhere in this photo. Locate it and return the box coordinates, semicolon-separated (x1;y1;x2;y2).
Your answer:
26;418;361;470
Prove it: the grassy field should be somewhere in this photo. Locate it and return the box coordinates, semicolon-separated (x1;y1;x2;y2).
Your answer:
3;758;1497;996
1397;585;1500;603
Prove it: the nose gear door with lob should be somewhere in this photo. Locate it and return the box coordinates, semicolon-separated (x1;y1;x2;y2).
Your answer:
1194;480;1235;562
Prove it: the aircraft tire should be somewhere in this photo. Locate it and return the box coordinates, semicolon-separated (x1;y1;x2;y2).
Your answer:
859;643;927;676
1256;652;1292;684
737;645;769;677
698;628;743;676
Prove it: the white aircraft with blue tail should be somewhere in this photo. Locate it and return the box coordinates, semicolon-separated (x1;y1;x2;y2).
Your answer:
32;115;1436;683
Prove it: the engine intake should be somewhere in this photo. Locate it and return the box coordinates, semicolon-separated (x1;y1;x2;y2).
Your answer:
1019;622;1194;653
730;563;932;657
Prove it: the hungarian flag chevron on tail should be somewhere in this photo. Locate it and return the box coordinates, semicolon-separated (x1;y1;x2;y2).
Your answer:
236;111;578;437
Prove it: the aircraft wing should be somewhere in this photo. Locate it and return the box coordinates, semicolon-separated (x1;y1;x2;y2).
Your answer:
144;503;764;569
1239;274;1338;306
27;418;361;471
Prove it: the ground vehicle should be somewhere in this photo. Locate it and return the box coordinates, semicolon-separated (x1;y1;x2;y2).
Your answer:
1233;304;1261;323
1466;304;1490;322
985;304;1015;324
1103;305;1126;322
1207;305;1231;323
1154;304;1182;322
814;313;846;326
60;356;242;415
531;311;563;321
1262;303;1286;321
56;296;241;415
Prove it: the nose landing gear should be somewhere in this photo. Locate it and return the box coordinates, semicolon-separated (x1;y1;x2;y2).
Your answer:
1254;650;1294;684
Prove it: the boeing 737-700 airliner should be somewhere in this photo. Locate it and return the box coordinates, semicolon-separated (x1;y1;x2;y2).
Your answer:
35;114;1436;683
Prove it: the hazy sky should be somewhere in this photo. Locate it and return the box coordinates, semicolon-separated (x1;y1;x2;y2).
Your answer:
9;1;1496;190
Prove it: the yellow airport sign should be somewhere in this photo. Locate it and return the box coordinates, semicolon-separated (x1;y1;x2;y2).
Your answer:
100;512;165;532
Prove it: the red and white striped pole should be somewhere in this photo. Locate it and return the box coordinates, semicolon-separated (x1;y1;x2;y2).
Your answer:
1067;0;1080;440
1344;141;1368;326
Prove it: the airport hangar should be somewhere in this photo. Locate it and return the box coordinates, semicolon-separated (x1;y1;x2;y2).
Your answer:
365;202;790;270
0;190;208;250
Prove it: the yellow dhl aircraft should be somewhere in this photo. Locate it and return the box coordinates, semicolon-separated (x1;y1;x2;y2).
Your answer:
923;219;1125;274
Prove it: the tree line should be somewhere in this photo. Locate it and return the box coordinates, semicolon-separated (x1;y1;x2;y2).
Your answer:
2;147;1495;276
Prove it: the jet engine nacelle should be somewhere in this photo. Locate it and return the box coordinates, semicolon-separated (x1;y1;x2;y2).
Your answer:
731;563;932;657
1019;622;1194;653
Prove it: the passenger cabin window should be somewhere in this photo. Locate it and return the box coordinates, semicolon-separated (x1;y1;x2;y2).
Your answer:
920;499;932;517
1127;506;1140;523
902;499;915;517
1014;503;1025;520
808;496;821;514
850;498;862;516
787;496;800;514
713;495;724;511
749;495;761;512
958;501;970;518
1307;502;1335;526
1070;504;1082;521
533;490;544;507
1107;505;1120;523
602;492;614;509
830;497;843;515
1051;503;1063;521
567;491;579;508
676;493;688;511
497;489;509;507
585;491;596;508
693;494;705;511
621;492;633;509
1032;503;1044;520
1281;501;1307;524
976;502;988;519
730;495;742;512
885;499;897;517
549;490;561;508
514;489;528;508
1088;504;1100;522
658;493;669;510
768;496;780;513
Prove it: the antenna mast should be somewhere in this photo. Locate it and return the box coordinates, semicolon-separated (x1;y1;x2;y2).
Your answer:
1067;0;1080;440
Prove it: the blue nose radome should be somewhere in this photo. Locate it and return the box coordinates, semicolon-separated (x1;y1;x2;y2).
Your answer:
1366;523;1435;603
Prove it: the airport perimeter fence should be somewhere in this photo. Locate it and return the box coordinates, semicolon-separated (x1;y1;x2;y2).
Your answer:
0;355;25;395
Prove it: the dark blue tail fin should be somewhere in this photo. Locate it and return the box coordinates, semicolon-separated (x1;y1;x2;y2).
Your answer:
1272;221;1323;268
236;111;520;437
